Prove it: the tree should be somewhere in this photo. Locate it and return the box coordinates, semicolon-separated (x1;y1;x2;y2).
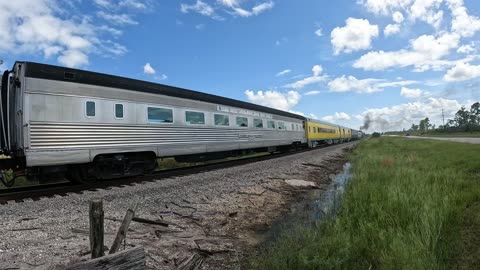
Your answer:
419;118;430;132
470;102;480;125
455;106;470;128
410;123;419;131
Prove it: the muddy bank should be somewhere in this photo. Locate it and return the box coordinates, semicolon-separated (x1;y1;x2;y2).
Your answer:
0;142;356;269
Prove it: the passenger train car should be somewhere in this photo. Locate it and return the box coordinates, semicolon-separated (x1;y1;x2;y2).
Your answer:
0;61;360;184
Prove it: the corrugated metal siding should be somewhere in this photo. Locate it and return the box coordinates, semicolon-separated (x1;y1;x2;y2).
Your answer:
29;122;302;149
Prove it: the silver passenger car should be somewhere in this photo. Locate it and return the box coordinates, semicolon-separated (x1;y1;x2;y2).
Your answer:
1;62;306;179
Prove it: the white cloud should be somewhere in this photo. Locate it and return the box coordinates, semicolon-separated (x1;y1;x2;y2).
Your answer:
276;69;291;77
446;0;480;37
304;90;321;96
315;28;323;37
143;62;156;74
119;0;147;10
195;23;205;30
444;62;480;81
384;24;400;36
245;90;301;111
358;97;462;131
285;65;328;89
328;75;417;94
322;112;351;122
358;0;413;15
408;0;444;28
0;0;134;68
309;113;319;120
353;32;460;71
97;11;139;25
180;0;223;20
393;11;405;23
331;18;379;54
400;87;423;98
457;44;475;54
221;1;275;17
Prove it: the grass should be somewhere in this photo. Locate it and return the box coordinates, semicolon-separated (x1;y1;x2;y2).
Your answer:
249;137;480;270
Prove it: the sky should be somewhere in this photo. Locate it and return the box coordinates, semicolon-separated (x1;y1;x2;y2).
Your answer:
0;0;479;132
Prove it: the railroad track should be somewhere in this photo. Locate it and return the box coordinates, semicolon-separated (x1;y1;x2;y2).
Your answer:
0;143;354;205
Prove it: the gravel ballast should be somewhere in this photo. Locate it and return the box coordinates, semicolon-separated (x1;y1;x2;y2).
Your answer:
0;142;357;269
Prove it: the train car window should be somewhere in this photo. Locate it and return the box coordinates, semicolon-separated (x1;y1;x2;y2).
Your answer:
115;104;124;119
291;123;295;130
317;127;320;133
267;120;275;129
309;126;311;132
314;127;317;133
86;101;95;117
214;114;229;126
278;122;286;130
186;111;205;125
148;107;173;123
254;119;263;128
236;117;248;127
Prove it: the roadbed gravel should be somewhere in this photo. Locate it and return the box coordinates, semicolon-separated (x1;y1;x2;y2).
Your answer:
0;142;357;270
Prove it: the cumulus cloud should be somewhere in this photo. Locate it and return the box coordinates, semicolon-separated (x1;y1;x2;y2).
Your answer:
400;87;423;98
0;0;143;68
457;44;475;54
444;62;480;81
447;0;480;37
322;112;351;122
315;28;323;37
285;65;328;89
353;32;460;71
245;90;301;111
331;18;379;54
143;62;168;80
143;62;156;74
358;97;462;131
276;69;291;77
328;75;417;94
384;24;400;36
392;11;405;23
360;0;480;35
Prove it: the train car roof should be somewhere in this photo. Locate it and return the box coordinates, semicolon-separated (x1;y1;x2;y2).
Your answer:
306;118;340;127
18;61;306;120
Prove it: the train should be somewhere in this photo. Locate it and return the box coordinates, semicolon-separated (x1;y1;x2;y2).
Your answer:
0;61;362;185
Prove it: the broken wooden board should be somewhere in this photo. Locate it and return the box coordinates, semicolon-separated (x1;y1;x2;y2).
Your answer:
65;247;145;270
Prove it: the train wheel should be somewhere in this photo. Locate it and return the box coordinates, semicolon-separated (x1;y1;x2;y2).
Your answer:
66;164;96;184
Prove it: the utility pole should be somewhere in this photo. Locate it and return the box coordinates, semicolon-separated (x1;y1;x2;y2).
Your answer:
442;108;445;129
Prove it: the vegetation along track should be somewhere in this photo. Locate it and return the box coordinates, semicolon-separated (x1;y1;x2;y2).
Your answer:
0;143;346;205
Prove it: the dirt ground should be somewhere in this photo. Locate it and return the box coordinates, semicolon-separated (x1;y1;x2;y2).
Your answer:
0;142;356;270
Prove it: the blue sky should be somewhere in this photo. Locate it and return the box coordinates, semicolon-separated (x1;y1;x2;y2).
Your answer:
1;0;479;131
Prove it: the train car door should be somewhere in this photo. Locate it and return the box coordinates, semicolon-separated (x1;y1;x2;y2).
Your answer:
12;63;24;152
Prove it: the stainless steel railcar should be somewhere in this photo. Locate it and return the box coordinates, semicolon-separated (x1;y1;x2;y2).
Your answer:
0;62;306;182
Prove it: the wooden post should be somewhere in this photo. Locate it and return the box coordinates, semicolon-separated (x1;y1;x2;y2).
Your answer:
89;199;104;259
109;201;139;254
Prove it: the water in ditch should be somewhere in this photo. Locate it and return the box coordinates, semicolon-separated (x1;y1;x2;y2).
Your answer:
261;162;353;244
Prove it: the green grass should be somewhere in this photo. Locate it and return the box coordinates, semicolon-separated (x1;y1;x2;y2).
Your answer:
249;137;480;270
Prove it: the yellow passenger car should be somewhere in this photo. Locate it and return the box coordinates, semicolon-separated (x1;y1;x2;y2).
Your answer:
305;119;352;147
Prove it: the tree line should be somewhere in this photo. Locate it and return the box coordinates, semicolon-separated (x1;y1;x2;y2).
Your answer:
386;102;480;135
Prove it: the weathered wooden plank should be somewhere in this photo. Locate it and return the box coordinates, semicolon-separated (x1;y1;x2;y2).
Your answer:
89;199;104;259
65;246;145;270
109;201;139;254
